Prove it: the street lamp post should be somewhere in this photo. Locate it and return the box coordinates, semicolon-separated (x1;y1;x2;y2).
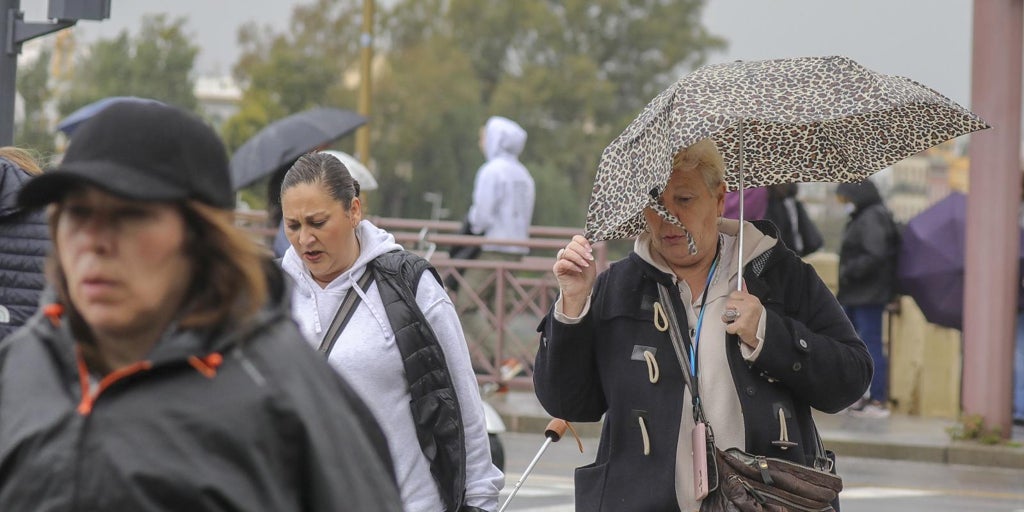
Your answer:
355;0;374;164
0;0;110;146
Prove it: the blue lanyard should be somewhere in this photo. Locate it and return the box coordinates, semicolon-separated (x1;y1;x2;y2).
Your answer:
690;254;720;378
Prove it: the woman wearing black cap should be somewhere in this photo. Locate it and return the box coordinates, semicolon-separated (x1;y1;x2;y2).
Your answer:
0;102;402;511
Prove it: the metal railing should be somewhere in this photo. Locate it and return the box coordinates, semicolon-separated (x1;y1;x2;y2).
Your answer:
234;210;611;389
376;216;612;389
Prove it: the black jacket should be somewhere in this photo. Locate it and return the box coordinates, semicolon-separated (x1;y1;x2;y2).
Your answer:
0;158;49;340
534;222;871;511
0;267;403;511
764;196;822;257
836;182;899;306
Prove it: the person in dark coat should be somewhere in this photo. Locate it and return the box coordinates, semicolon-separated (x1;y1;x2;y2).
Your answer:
535;139;872;511
0;147;49;340
836;180;899;418
764;183;823;257
0;102;403;511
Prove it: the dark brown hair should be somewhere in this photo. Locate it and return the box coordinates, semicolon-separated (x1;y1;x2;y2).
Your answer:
176;200;269;327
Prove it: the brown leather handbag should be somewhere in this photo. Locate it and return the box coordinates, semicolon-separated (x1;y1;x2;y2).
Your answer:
656;284;843;512
701;445;842;511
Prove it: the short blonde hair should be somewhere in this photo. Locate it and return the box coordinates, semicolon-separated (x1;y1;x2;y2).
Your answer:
672;138;724;192
0;146;43;176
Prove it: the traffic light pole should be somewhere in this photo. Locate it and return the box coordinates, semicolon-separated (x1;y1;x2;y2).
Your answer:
0;0;76;146
0;0;18;146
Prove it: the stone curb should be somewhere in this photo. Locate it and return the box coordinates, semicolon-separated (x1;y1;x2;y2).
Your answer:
497;412;1024;471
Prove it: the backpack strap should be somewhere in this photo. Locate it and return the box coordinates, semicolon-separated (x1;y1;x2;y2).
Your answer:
370;251;466;511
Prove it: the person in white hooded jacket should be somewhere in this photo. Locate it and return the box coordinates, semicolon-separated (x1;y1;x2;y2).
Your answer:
457;116;537;359
279;152;503;512
467;116;535;255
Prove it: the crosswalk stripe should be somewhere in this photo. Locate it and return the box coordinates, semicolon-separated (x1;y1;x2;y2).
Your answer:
841;487;940;499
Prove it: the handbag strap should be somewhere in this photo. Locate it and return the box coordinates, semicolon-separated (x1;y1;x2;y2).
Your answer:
655;283;710;428
318;270;375;355
655;282;831;471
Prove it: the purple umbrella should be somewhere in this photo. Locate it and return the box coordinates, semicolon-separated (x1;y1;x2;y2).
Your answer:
896;191;1024;329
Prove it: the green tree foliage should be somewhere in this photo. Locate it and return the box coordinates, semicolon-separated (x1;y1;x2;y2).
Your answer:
15;48;55;157
220;89;288;155
58;15;199;117
225;0;365;212
370;35;484;218
228;0;725;224
225;0;363;153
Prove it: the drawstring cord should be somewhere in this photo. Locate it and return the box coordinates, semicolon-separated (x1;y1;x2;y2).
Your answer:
643;350;659;384
43;303;63;327
188;353;224;379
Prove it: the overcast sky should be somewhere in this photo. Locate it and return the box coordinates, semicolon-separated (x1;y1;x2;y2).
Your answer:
21;0;973;107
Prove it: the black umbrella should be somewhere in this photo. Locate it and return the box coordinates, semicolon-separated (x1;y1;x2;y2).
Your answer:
229;107;367;190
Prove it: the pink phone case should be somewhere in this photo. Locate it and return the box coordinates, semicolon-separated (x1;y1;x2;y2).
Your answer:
692;422;709;500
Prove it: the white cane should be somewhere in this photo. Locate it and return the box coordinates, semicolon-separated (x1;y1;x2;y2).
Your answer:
497;418;581;512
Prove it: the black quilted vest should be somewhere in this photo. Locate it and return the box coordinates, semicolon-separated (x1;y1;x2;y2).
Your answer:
370;251;467;512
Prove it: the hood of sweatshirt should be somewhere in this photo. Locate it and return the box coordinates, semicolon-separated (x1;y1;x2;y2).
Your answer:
481;116;527;162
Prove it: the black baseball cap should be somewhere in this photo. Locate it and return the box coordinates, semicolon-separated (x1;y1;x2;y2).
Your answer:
18;101;234;210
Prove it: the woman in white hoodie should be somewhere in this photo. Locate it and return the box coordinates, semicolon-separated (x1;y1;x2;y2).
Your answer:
279;152;503;512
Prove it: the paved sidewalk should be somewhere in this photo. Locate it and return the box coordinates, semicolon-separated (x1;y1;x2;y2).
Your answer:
487;390;1024;470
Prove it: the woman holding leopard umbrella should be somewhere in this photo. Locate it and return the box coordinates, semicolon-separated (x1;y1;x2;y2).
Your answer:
533;56;987;511
535;138;870;511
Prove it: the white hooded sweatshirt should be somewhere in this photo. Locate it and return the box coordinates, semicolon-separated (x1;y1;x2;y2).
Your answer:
282;220;504;511
468;116;536;255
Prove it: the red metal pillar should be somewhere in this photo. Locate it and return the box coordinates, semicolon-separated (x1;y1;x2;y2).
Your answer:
964;0;1022;437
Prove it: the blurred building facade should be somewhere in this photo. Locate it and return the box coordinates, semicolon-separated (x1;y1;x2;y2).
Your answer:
194;75;241;128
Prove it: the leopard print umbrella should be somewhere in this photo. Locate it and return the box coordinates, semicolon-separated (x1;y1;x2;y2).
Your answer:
585;55;990;242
